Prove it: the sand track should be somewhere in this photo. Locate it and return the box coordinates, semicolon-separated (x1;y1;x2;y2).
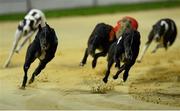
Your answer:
0;8;180;110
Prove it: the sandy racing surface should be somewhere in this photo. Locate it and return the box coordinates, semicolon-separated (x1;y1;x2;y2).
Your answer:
0;8;180;110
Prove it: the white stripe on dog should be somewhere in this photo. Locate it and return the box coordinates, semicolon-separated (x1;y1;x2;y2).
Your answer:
117;36;122;44
160;20;168;32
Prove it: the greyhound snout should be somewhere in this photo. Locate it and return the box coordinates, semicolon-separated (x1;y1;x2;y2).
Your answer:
24;30;28;35
154;33;160;42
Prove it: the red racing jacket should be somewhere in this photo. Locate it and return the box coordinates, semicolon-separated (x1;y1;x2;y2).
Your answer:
113;16;138;38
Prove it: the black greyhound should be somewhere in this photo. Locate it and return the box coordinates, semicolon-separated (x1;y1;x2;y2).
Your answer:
20;23;58;89
137;18;177;62
80;23;117;68
103;29;140;83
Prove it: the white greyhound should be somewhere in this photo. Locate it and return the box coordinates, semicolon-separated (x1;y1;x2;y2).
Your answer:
4;9;46;68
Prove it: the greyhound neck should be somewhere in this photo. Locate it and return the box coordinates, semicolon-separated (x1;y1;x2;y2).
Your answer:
40;17;46;27
40;13;46;27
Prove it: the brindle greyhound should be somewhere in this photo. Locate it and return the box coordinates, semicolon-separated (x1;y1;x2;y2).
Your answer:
103;29;140;83
20;23;58;89
80;23;117;68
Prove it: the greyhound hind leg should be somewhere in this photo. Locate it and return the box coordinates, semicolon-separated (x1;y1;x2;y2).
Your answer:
113;64;125;80
92;51;106;68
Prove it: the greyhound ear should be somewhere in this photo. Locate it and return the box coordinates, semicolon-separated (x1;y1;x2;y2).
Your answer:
160;21;165;26
38;24;42;30
45;22;50;29
51;28;55;35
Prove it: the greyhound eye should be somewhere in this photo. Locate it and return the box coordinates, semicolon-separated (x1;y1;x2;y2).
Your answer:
30;20;34;27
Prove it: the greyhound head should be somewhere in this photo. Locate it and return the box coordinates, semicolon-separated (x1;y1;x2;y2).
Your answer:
38;23;52;50
22;19;35;35
152;20;168;42
122;29;136;61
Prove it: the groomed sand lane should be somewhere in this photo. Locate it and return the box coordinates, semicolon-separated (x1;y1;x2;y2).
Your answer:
0;8;180;110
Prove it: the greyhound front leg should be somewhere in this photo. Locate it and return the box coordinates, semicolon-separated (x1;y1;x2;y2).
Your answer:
114;48;121;69
3;30;22;68
29;61;47;84
20;62;31;89
123;66;131;82
103;59;114;83
152;43;163;53
28;37;32;45
92;51;106;68
113;64;125;80
80;48;89;66
114;56;120;69
16;31;33;53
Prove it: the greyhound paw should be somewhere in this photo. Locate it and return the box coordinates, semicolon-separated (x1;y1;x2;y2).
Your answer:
29;79;34;84
115;63;120;69
3;61;10;68
115;63;118;67
92;64;96;69
92;60;96;69
15;50;19;54
113;75;118;80
3;64;9;68
79;62;84;67
19;86;26;90
136;60;141;63
123;75;128;82
151;50;156;53
103;77;108;83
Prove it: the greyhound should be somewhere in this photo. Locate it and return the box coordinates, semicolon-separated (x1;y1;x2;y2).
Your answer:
20;24;58;89
103;29;140;83
4;9;46;68
80;23;117;68
137;18;177;62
